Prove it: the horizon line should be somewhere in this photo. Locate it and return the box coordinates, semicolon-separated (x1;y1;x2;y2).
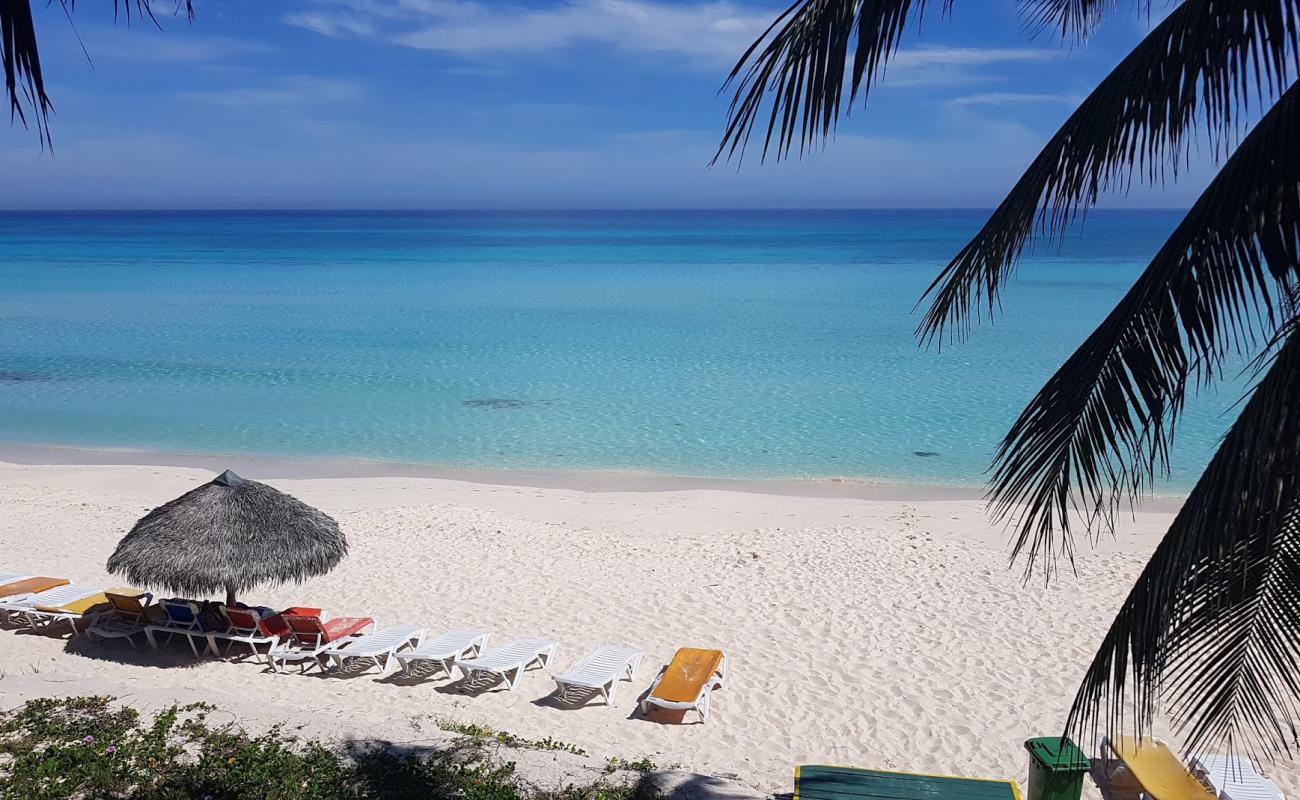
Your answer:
0;206;1192;213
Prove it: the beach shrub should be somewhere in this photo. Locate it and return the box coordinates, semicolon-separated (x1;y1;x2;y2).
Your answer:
434;720;587;756
0;697;648;800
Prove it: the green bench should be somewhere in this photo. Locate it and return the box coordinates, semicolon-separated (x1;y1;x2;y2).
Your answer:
795;765;1022;800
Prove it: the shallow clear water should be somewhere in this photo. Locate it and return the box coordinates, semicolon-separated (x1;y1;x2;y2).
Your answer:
0;210;1241;487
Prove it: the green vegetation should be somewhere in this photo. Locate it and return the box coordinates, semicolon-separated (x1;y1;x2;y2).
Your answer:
603;757;660;776
433;720;587;756
0;697;653;800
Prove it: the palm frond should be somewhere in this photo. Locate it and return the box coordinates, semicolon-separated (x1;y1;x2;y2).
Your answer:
919;0;1300;342
715;0;951;164
987;78;1300;577
1;0;194;146
1066;323;1300;757
1020;0;1150;40
1;0;52;146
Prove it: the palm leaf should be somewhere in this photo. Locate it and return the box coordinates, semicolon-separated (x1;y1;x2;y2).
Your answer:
918;0;1300;342
715;0;950;165
1;0;52;146
1066;322;1300;756
1021;0;1153;40
988;78;1300;577
1;0;194;146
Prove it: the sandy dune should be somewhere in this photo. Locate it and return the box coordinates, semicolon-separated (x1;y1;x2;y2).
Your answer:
0;461;1294;797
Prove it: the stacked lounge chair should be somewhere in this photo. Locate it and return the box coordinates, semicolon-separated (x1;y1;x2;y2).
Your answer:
0;575;70;601
0;584;103;627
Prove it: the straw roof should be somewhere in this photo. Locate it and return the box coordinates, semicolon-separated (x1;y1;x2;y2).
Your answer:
107;470;347;598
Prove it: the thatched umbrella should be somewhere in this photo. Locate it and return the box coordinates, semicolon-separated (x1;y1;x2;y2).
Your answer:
108;470;348;606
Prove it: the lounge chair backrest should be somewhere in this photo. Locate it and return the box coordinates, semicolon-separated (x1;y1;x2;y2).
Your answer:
222;606;263;633
258;606;322;639
106;590;151;620
284;613;328;646
162;599;201;628
654;648;724;703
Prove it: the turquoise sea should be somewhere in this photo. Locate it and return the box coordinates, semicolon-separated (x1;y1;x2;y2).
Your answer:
0;210;1241;489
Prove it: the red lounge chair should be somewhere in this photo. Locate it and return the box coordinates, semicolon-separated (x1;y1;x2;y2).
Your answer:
207;605;295;662
268;611;374;672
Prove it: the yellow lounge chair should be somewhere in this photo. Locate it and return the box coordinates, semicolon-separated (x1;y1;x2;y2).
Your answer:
25;589;143;637
86;590;158;646
639;647;726;723
1103;737;1216;800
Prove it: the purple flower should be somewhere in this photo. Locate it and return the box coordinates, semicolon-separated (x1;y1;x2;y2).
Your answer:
105;746;117;755
204;795;213;800
83;735;94;744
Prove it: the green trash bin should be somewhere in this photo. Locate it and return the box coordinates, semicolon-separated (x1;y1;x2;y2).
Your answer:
1024;737;1091;800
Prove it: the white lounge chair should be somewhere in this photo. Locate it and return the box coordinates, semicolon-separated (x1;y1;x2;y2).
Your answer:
454;638;556;690
551;645;641;705
323;624;427;675
0;572;30;585
393;630;491;679
0;585;101;625
1192;754;1285;800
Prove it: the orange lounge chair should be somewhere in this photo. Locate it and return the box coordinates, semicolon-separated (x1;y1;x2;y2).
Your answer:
640;647;727;723
0;576;70;601
267;612;374;672
1103;737;1216;800
86;590;158;646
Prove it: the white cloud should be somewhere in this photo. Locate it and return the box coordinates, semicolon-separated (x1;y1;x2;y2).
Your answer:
77;27;278;64
178;76;364;108
284;1;1067;81
882;46;1065;88
946;91;1083;108
284;0;781;66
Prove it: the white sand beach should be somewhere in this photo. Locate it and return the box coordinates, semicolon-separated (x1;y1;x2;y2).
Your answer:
0;459;1295;798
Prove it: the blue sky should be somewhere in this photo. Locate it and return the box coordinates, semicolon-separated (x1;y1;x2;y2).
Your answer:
2;0;1210;209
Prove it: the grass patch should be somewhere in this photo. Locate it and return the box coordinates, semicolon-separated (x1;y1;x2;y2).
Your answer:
0;697;651;800
434;720;588;756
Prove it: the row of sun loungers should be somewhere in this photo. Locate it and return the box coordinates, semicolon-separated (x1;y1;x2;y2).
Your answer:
0;572;727;721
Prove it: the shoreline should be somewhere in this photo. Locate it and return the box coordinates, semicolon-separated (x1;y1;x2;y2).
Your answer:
0;441;1188;508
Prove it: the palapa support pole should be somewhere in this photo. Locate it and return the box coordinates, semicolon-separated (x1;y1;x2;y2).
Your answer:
226;584;237;607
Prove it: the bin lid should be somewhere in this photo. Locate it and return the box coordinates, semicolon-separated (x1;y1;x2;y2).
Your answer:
1025;737;1092;772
